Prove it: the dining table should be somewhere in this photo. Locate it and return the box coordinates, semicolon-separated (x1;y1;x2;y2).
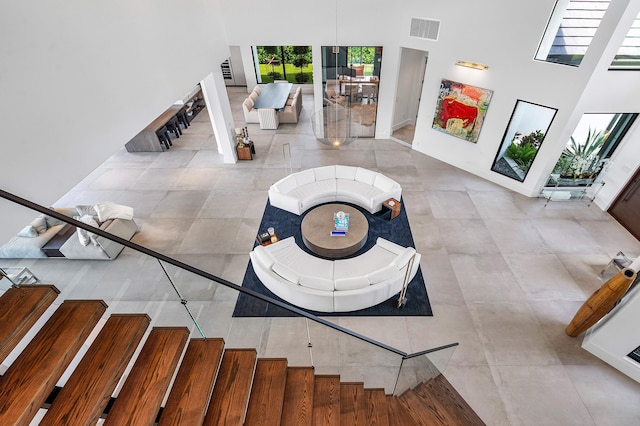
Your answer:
252;82;293;129
253;82;293;110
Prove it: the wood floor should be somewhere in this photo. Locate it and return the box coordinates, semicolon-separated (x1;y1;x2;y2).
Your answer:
0;284;485;425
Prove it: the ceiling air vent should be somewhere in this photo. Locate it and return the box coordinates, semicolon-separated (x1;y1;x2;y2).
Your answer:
410;18;440;41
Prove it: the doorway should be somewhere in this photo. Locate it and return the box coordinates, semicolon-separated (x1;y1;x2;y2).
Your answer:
391;48;428;145
609;166;640;240
320;46;382;139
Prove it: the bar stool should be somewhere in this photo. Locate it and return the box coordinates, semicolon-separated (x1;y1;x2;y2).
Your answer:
165;116;182;138
156;126;171;150
176;107;190;129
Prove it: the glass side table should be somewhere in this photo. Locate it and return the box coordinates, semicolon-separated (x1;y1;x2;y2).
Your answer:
600;251;634;280
0;267;40;287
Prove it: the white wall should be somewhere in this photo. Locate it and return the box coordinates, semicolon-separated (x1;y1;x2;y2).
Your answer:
220;0;640;199
0;0;230;241
2;0;640;242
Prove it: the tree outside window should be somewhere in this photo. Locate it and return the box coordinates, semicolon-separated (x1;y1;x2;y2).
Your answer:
255;46;313;83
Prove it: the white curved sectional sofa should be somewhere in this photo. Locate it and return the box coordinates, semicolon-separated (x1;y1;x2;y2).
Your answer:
250;237;421;312
268;166;402;215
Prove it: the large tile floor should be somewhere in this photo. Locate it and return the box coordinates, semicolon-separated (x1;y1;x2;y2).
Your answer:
3;86;640;424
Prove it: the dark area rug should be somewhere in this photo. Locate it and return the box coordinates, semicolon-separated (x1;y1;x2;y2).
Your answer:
233;198;432;317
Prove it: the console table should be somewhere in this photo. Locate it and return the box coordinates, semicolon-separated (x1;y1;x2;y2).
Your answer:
41;223;76;257
125;86;204;152
236;141;255;160
125;105;183;152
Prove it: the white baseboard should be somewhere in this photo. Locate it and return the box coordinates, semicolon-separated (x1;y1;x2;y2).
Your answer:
392;119;414;131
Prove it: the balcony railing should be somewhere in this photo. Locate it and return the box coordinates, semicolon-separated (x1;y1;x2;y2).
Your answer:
0;189;457;395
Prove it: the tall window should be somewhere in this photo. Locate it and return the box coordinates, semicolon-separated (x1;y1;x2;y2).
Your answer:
547;113;638;186
253;46;313;84
535;0;612;67
610;12;640;69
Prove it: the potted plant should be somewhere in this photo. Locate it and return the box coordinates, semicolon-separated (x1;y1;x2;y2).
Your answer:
557;128;608;184
504;129;545;177
506;140;537;174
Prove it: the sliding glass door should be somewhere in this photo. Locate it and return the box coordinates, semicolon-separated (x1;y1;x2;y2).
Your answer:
321;46;383;138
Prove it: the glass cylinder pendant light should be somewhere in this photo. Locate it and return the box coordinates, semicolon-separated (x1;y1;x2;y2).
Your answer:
312;0;357;148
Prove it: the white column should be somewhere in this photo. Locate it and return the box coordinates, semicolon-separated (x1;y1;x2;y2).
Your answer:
200;71;237;163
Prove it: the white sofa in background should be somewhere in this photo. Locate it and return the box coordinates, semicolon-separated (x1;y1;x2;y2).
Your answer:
268;165;402;215
0;204;137;260
250;236;421;312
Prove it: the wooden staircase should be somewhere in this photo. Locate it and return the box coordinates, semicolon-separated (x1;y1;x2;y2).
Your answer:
0;285;485;425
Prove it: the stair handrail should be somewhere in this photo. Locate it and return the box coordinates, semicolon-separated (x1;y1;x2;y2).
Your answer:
401;342;459;360
0;188;458;361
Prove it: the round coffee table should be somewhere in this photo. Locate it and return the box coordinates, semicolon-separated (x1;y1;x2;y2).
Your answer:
301;204;368;258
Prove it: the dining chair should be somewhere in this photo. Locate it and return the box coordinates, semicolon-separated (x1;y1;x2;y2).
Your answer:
345;84;360;103
361;85;377;103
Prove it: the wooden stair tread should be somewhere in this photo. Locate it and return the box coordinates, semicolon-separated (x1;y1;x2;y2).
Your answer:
365;388;389;426
40;314;151;426
244;358;288;426
386;395;419;426
203;348;257;426
400;386;449;426
421;376;485;425
0;284;59;362
0;299;106;426
103;326;190;426
340;382;366;425
312;375;341;426
280;366;315;426
158;338;225;426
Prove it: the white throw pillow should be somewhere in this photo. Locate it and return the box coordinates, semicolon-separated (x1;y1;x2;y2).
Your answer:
76;205;96;217
94;202;134;222
74;214;100;246
17;225;38;238
30;217;48;234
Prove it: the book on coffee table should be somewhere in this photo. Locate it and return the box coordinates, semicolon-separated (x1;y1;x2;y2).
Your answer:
334;212;349;231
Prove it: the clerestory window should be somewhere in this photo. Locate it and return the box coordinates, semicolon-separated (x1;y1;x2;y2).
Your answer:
535;0;612;67
610;12;640;69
